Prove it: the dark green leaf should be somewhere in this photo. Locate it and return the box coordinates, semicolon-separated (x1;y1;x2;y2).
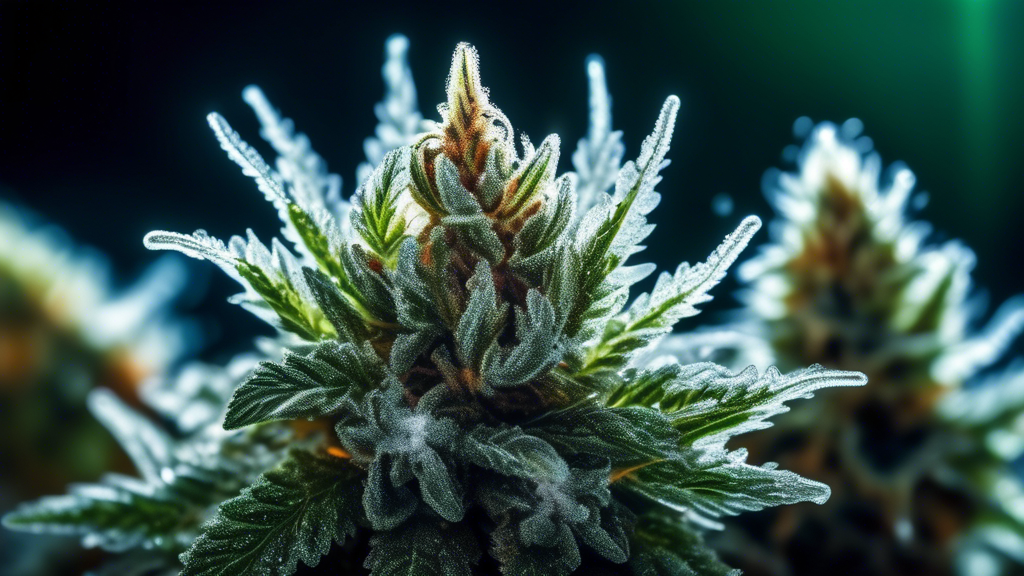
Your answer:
365;514;481;576
483;290;563;389
303;267;366;343
364;454;418;530
224;341;384;429
180;450;363;576
461;423;569;481
526;404;679;467
629;512;737;576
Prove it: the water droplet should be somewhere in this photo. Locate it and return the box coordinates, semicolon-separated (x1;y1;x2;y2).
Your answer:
160;467;176;484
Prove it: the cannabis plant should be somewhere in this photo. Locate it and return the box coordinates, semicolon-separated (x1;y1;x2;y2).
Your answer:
0;201;194;573
5;37;865;575
710;119;1024;576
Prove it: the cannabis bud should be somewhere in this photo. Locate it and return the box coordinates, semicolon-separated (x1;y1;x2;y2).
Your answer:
5;38;864;575
718;119;1024;576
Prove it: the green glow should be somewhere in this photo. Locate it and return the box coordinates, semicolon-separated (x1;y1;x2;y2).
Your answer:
962;0;999;211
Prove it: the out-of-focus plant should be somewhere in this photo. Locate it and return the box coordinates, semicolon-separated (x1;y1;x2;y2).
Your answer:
0;200;196;573
4;36;865;575
701;119;1024;576
0;201;193;490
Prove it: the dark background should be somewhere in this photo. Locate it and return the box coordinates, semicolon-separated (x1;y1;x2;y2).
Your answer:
3;0;1023;363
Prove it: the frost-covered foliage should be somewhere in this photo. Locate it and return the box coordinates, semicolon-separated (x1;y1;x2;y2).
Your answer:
3;349;293;576
5;39;865;575
708;119;1024;576
0;200;196;572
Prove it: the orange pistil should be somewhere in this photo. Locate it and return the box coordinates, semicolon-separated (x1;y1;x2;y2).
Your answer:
609;459;665;484
327;446;352;459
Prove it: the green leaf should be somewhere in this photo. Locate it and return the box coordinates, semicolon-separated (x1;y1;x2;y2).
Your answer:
364;454;419;530
224;341;384;429
510;174;575;283
390;236;449;372
180;450;363;576
481;460;626;575
551;96;679;340
525;403;679;467
340;244;399;324
493;134;560;223
613;450;831;525
629;512;737;576
410;448;464;523
409;140;446;217
606;365;681;410
338;381;465;526
303;267;367;343
236;258;334;341
611;363;865;447
352;147;412;268
483;290;563;389
436;155;504;263
287;204;346;282
491;520;581;576
572;499;634;565
578;216;761;377
3;475;187;553
460;423;569;481
455;262;508;369
365;514;481;576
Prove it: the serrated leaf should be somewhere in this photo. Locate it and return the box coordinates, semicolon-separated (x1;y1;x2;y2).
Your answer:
525;404;678;467
302;267;366;343
578;216;761;376
224;341;384;429
363;454;419;530
552;96;679;340
337;381;464;527
236;256;333;342
180;450;362;576
612;363;866;447
460;423;569;481
613;450;831;526
287;204;347;282
3;476;186;553
481;460;625;575
492;520;581;576
352;147;412;267
410;448;464;523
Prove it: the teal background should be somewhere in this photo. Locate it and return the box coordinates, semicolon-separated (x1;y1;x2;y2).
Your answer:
2;0;1023;358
